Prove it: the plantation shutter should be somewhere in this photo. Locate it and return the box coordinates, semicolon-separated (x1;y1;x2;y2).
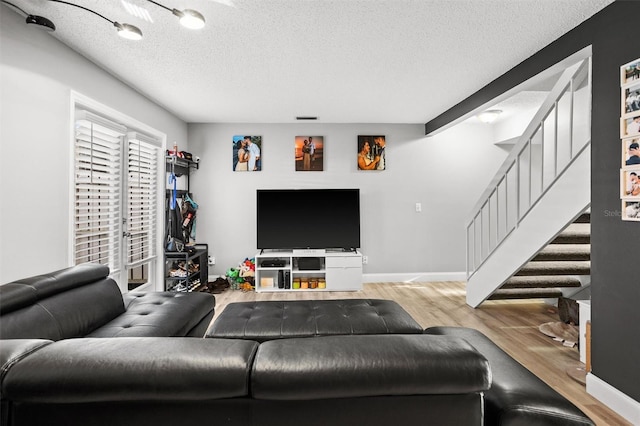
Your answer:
126;132;159;268
73;110;126;273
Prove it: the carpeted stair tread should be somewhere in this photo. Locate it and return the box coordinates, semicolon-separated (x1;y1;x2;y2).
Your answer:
551;223;591;244
488;288;564;300
573;212;591;223
502;275;583;289
532;244;590;261
515;260;591;276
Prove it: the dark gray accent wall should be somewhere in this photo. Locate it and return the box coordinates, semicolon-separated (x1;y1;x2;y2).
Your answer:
425;1;640;402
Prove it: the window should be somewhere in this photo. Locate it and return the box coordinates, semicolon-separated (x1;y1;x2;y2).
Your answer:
125;133;160;289
74;111;125;273
73;107;162;292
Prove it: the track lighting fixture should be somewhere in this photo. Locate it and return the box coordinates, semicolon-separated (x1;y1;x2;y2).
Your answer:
48;0;143;40
146;0;205;29
1;1;56;31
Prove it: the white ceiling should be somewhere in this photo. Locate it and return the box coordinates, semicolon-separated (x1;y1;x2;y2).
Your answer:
4;0;614;124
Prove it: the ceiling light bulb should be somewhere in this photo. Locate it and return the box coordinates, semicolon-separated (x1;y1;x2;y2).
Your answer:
477;109;502;123
173;8;205;29
114;22;143;40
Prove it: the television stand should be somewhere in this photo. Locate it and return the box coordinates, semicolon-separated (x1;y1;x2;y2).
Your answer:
255;250;362;292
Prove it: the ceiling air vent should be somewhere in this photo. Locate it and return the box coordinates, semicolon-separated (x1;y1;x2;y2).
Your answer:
296;116;318;121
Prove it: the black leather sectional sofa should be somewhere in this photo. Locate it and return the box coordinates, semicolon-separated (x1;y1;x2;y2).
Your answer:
0;264;594;426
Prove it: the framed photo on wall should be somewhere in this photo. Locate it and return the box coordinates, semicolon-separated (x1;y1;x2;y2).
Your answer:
622;137;640;166
621;58;640;86
621;113;640;138
622;200;640;221
620;168;640;198
357;135;386;171
295;136;324;171
232;135;262;171
623;81;640;115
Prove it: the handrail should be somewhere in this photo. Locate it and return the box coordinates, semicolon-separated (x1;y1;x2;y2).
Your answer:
466;57;591;279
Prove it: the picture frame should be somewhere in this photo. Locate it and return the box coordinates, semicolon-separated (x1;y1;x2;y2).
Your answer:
621;58;640;86
622;80;640;116
621;199;640;221
620;113;640;138
295;136;324;171
357;135;386;171
620;168;640;199
232;135;262;172
622;137;640;167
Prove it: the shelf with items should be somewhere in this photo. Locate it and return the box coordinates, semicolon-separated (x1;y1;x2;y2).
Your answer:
165;244;208;292
165;155;199;177
254;250;361;292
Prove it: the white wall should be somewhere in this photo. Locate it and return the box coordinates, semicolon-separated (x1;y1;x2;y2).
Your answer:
188;122;507;279
0;10;187;283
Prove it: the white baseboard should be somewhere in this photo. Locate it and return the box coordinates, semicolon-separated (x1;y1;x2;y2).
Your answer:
586;373;640;425
363;272;466;283
210;273;467;285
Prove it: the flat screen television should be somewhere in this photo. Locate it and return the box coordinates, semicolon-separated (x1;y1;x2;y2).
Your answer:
257;189;360;250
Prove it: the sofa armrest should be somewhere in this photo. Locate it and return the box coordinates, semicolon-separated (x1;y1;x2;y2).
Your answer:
424;326;595;426
2;337;258;403
1;339;52;383
251;334;491;400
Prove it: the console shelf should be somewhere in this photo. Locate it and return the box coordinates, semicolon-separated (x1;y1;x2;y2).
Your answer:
255;250;362;292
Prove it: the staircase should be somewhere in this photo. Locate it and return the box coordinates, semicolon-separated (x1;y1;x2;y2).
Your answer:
488;213;590;300
465;57;593;308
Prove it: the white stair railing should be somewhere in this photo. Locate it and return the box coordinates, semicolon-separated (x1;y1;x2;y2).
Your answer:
466;58;591;281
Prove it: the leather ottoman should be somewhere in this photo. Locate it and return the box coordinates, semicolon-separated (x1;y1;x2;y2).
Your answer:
207;299;423;342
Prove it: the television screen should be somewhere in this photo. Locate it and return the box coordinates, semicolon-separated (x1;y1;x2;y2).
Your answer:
257;189;361;250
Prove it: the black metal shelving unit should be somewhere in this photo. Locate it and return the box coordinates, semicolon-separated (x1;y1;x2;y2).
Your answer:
164;155;207;292
165;243;208;292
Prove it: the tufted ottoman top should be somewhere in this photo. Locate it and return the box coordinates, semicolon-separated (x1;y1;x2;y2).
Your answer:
207;299;422;342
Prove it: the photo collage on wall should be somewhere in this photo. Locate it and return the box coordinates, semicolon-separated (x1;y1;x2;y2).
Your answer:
230;134;388;172
620;59;640;221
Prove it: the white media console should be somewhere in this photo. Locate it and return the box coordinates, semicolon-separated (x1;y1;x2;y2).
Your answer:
254;250;362;292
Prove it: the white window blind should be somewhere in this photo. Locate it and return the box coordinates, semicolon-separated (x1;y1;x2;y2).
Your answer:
74;110;126;273
126;132;159;268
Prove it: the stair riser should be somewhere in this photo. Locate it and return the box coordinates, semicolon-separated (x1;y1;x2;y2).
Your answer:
550;237;590;244
532;253;590;261
516;269;590;276
502;282;582;289
489;291;563;300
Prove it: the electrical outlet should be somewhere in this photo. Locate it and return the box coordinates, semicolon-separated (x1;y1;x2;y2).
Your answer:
415;203;422;212
208;256;215;265
362;255;368;265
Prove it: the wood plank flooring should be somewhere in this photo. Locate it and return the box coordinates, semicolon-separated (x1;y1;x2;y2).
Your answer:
210;281;631;426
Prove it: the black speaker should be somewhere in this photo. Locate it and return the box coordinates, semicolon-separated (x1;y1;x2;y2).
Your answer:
298;257;321;270
284;271;290;289
278;270;284;289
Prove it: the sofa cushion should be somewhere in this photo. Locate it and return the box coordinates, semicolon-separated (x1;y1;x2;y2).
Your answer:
87;292;215;338
251;334;491;400
208;299;423;342
1;337;258;403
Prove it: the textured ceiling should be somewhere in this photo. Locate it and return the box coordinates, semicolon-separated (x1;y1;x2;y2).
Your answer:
4;0;614;123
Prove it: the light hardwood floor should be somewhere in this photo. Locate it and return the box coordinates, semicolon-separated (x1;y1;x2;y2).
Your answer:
210;281;631;426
